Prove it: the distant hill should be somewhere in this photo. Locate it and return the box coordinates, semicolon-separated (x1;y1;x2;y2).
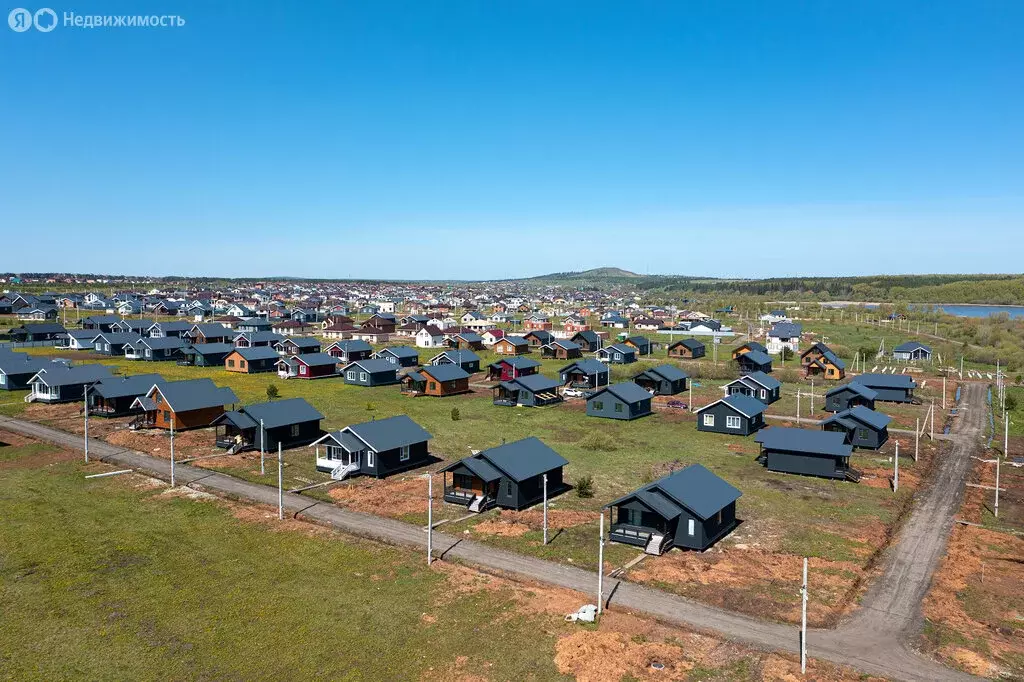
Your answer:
524;267;648;281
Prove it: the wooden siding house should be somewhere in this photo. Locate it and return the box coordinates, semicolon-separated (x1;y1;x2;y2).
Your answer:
722;371;781;405
754;427;859;481
178;343;234;367
27;364;112;404
523;330;555;348
850;374;917;403
696;394;766;436
91;332;142;356
400;364;471;397
372;346;420;367
341;359;401;386
820;406;891;450
9;323;67;342
445;333;484;351
623;336;653;356
123;336;186;361
893;342;932;362
224;347;279;374
493;336;530;356
606;464;741;554
570;330;603;352
187;324;233;345
667;338;705;359
735;349;773;375
311;415;432;479
586;382;653;420
212;398;324;453
800;342;846;380
233;331;284;348
88;374;166;417
440;437;568;512
731;341;767;360
493;374;563;407
487;356;541;382
631;364;689;396
276;352;340;379
428;350;481;374
540;339;582;360
274;337;321;356
0;354;48;391
824;382;878;413
130;379;238;431
325;339;374;363
559;359;609;389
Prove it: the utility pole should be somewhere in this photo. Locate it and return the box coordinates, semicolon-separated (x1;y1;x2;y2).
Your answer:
796;389;801;422
915;418;919;462
942;375;946;410
170;416;176;488
930;401;935;439
809;378;814;415
542;473;549;545
83;384;90;463
260;418;266;476
893;441;899;491
427;474;433;565
800;557;808;675
998;414;1006;518
597;510;605;616
277;442;283;520
960;355;963;380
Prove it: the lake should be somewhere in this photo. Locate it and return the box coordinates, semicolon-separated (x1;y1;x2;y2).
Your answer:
913;304;1024;319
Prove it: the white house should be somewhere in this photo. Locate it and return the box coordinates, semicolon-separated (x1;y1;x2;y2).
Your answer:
759;310;790;324
415;326;446;348
766;322;802;355
480;329;506;346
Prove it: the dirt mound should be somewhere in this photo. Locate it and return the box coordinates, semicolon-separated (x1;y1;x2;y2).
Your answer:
554;630;693;682
328;476;427;518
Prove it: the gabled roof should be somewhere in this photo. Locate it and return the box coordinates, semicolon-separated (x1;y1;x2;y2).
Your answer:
637;364;689;383
277;336;320;349
546;339;581;352
589;381;653;404
146;378;238;413
234;331;284;344
826;382;879;401
340;415;432;452
458;437;568;483
238;398;324;429
132;337;186;350
230;346;281;362
375;345;419;359
92;332;145;345
501;374;561;393
501;335;529;347
571;330;600;342
30;363;113;387
852;373;916;390
824;405;892;431
726;370;780;391
754;427;852;458
91;374;166;399
698;393;767;418
213;410;259;430
453;332;483;343
736;341;767;353
420;364;471;382
894;341;932;353
524;330;554;341
328;339;373;353
606;463;741;521
738;350;773;366
768;322;803;338
0;355;48;376
559;358;608;375
490;356;541;370
288;352;339;367
431;349;481;364
190;323;231;336
668;338;704;350
344;358;400;374
601;343;635;355
185;342;236;356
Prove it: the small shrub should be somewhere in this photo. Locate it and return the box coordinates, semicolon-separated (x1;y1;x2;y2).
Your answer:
450;407;461;421
265;384;279;401
575;475;594;498
365;401;376;411
578;432;618;452
1005;395;1017;412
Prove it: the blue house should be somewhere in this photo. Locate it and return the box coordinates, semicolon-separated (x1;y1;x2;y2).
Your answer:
696;394;766;436
893;342;932;362
736;349;773;375
850;373;917;403
493;374;563;407
586;382;653;420
722;371;781;405
341;359;401;387
820;405;891;450
559;359;610;389
372;345;420;367
596;343;637;364
754;427;859;481
824;382;878;412
631;364;689;396
440;437;568;512
311;414;432;479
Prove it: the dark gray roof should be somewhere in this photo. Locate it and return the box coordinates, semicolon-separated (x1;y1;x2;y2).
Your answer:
455;332;483;342
502;374;561;393
82;315;121;325
549;340;581;351
768;322;803;338
894;341;931;353
643;364;689;382
490;356;541;370
475;437;568;482
343;415;432;452
17;323;68;334
455;456;503;482
421;364;470;382
91;374;166;399
559;358;607;375
606;463;741;521
433;349;481;363
31;364;113;387
149;321;193;333
235;331;284;344
728;371;780;391
572;330;600;342
213;410;259;430
190;323;230;336
187;343;236;356
329;339;373;353
700;393;768;417
376;345;419;359
754;427;852;457
830;405;892;431
590;381;653;404
151;379;238;412
241;398;324;429
503;336;529;346
603;343;635;354
232;347;281;361
346;358;400;374
279;336;320;348
93;332;145;345
0;355;48;376
134;337;187;350
670;338;704;350
852;373;916;389
826;382;879;401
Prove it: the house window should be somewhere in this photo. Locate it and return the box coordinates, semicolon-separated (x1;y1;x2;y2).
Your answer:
359;372;368;382
726;416;741;429
228;359;235;368
346;371;356;380
163;410;170;423
240;360;247;369
429;382;437;391
366;450;375;467
702;414;715;427
687;518;695;536
399;445;410;462
593;400;604;411
614;353;622;361
505;479;512;496
291;424;300;438
760;389;766;399
614;403;623;413
856;428;869;440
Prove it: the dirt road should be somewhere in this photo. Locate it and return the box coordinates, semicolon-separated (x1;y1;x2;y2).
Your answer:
0;385;987;682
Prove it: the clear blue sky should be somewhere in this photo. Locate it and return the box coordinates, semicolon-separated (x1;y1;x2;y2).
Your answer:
2;1;1022;280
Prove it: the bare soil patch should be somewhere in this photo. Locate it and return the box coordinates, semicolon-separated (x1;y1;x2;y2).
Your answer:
328;476;428;518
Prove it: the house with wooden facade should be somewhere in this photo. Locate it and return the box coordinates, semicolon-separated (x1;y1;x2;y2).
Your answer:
731;341;767;360
487;356;541;382
186;323;233;345
400;364;471;397
754;427;859;482
110;319;153;336
274;337;321;356
735;349;773;375
523;315;553;332
131;378;238;430
428;349;481;374
414;325;446;348
179;343;235;367
623;336;654;356
523;330;555;348
88;374;167;417
325;339;374;364
311;415;432;479
540;339;582;360
722;371;781;405
606;463;741;554
800;342;846;380
123;336;187;361
224;347;280;374
667;338;705;359
850;373;917;403
372;346;420;367
631;364;689;396
596;343;637;365
341;359;401;387
493;336;530;356
59;330;99;350
445;332;484;351
586;382;653;420
492;374;563;407
480;329;506;347
559;359;610;389
824;382;878;413
893;341;932;362
27;364;113;404
570;330;603;352
276;352;340;379
81;314;121;332
696;394;766;436
147;321;194;338
440;437;568;513
820;405;891;450
212;398;324;453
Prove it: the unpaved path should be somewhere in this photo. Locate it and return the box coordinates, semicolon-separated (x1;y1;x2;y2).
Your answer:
0;386;986;682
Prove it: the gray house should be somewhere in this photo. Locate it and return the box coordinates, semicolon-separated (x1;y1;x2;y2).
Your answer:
90;332;143;356
124;336;187;361
824;382;878;412
372;345;420;367
146;321;194;338
429;349;481;374
631;364;689;396
559;358;610;389
28;364;113;404
326;339;374;363
274;337;321;356
722;371;781;405
821;406;891;450
586;382;653;420
341;359;401;386
850;374;917;403
88;374;166;417
440;437;568;512
893;342;932;362
606;463;741;554
596;343;637;364
212;397;324;453
311;415;432;479
570;330;603;352
754;427;859;481
493;374;563;407
736;349;773;375
0;354;48;391
696;394;766;436
179;343;235;367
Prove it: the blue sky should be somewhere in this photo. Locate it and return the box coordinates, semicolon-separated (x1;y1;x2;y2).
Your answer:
2;1;1022;280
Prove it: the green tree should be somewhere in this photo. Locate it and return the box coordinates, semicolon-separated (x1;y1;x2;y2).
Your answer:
265;384;279;401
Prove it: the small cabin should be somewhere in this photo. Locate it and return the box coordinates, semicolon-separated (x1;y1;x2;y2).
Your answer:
124;337;186;362
820;406;891;450
731;341;767;359
606;463;741;554
325;339;374;363
440;437;568;512
755;427;859;481
275;337;321;356
722;371;780;405
631;364;689;396
233;331;285;348
401;364;471;397
91;332;143;356
371;346;420;367
487;356;541;382
596;343;637;365
27;364;113;404
493;374;563;407
311;415;432;479
523;330;555;348
800;342;846;380
766;322;802;356
667;338;705;359
493;336;530;356
559;359;610;389
88;374;166;417
850;374;916;404
187;323;233;345
571;330;603;352
212;397;324;453
276;352;340;379
341;359;401;387
540;340;582;360
623;336;653;356
225;347;280;374
131;378;238;430
428;349;481;374
586;382;653;420
696;394;766;436
736;349;773;375
446;332;484;351
893;342;932;362
0;354;48;390
824;382;878;413
178;343;235;367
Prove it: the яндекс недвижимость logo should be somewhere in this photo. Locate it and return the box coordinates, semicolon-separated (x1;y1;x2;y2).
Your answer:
8;7;57;31
8;8;184;31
